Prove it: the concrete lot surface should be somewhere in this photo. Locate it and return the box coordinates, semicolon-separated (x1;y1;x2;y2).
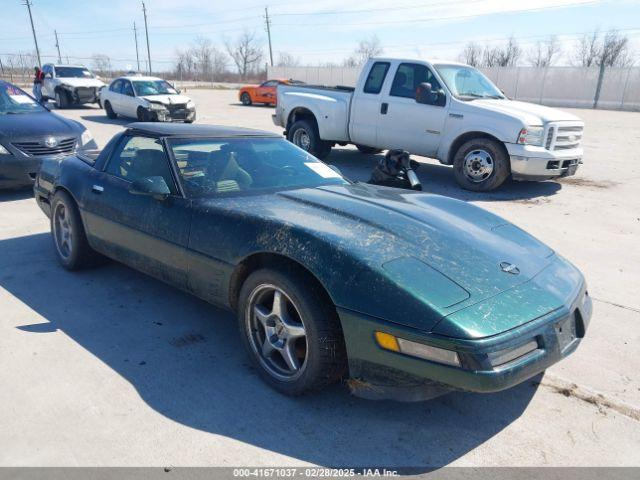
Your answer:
0;89;639;467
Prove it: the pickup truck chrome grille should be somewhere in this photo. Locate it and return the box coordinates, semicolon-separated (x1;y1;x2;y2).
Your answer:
13;137;76;157
546;124;583;151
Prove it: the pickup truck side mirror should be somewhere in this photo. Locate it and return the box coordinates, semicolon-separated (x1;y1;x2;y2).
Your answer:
129;176;170;200
416;82;446;107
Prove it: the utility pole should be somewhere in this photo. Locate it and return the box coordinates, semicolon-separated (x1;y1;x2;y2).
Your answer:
133;22;141;72
23;0;41;67
54;30;62;63
264;6;274;67
142;1;152;75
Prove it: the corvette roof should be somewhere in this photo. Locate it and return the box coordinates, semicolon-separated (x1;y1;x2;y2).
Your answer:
125;122;280;138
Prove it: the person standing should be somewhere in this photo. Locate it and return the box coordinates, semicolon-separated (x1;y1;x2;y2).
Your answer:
32;66;44;103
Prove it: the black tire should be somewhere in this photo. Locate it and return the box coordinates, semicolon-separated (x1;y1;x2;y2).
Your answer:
356;144;383;155
241;92;252;106
184;112;196;124
105;101;117;119
55;90;68;109
452;138;510;191
50;190;102;270
238;267;347;396
287;119;332;159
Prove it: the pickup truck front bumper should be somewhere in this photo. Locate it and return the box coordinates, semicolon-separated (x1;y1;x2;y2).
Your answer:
506;143;583;181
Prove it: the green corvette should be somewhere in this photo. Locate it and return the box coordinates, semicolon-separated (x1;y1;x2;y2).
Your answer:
34;123;592;399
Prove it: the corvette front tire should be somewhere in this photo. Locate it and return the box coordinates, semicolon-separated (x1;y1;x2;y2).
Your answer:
238;268;347;395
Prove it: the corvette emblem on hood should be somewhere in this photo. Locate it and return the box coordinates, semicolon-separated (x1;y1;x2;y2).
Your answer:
499;262;520;275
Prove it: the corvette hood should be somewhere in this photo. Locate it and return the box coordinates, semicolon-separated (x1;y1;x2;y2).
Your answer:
56;78;105;88
278;184;555;310
462;99;582;125
141;94;192;105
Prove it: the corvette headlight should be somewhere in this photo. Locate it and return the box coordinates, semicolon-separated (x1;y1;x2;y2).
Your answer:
80;129;93;146
0;143;11;155
375;332;461;367
517;126;544;146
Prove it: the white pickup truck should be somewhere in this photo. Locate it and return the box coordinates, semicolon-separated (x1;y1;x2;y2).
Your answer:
273;58;584;191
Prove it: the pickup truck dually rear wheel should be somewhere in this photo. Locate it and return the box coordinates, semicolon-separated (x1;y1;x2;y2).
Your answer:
356;145;383;155
453;138;510;191
287;120;332;159
238;268;347;395
51;191;103;270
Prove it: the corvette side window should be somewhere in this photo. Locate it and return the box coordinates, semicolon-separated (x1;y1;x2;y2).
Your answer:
105;136;177;194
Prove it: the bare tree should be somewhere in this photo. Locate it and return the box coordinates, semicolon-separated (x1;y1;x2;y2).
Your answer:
527;36;561;67
276;52;300;68
91;54;112;76
495;36;521;67
190;37;228;81
344;35;383;66
459;42;483;67
225;31;263;80
574;31;601;67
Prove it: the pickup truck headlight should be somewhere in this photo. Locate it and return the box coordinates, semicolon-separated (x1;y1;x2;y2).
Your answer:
80;129;94;146
0;143;11;155
517;126;544;146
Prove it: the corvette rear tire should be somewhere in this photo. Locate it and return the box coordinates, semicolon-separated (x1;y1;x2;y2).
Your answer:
453;138;510;192
238;268;347;395
241;93;252;106
104;101;117;119
287;119;332;159
50;191;102;270
356;144;383;155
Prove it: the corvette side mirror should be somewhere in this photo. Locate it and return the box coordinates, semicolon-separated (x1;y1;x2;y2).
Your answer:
129;176;170;200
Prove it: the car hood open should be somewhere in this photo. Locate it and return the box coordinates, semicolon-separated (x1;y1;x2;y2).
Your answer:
278;184;555;314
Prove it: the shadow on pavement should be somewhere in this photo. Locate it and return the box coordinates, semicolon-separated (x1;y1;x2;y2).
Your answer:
1;232;539;470
326;148;562;203
80;115;131;126
0;186;33;202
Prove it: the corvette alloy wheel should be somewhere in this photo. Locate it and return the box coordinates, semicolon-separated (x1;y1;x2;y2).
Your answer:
53;203;73;260
246;284;308;381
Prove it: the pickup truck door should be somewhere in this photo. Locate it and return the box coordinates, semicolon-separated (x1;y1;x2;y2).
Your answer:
376;63;448;157
350;61;392;148
81;134;191;288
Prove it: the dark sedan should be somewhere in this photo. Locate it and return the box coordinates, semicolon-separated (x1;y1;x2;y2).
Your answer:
0;80;97;189
34;123;591;399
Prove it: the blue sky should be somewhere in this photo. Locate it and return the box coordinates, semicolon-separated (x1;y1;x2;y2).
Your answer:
1;0;638;71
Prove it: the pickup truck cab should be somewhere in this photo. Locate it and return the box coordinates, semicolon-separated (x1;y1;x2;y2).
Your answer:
41;64;106;109
273;58;584;191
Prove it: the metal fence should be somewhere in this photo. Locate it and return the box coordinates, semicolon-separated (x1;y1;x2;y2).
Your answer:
268;65;640;112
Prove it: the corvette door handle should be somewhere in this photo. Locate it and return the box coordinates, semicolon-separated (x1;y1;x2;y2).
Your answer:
92;185;104;194
380;102;388;115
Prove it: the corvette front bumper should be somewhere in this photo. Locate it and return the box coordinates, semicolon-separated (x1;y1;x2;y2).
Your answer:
339;285;592;397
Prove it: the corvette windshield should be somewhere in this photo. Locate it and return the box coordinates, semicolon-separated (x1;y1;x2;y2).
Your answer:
434;65;505;100
169;137;348;197
0;82;46;114
133;80;177;96
55;67;94;78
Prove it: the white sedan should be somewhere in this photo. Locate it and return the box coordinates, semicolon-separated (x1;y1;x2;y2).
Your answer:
99;76;196;123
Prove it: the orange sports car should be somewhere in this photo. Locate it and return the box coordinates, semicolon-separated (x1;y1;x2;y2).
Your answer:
239;78;304;106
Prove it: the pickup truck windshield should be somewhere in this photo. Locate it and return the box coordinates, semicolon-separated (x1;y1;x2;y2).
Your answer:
168;137;348;197
55;67;94;78
133;80;177;96
435;65;505;100
0;82;46;114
